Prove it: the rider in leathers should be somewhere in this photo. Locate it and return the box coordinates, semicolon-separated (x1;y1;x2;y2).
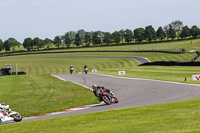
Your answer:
0;103;10;121
69;65;74;74
92;84;115;102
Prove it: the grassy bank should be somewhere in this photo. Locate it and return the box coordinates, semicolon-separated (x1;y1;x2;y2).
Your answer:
1;97;200;133
0;54;137;75
0;75;99;117
99;65;200;84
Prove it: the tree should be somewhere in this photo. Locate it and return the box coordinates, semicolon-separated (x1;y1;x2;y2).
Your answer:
0;39;3;51
190;25;200;38
169;24;176;40
112;31;121;44
44;38;52;49
3;37;20;51
77;29;85;42
74;33;82;47
23;38;33;51
124;29;133;43
119;29;125;44
156;27;166;41
171;20;183;39
92;31;101;46
163;25;170;40
62;33;72;48
180;26;190;39
32;37;44;50
67;31;76;47
134;28;145;43
144;25;156;42
53;36;62;48
60;35;65;47
103;32;112;45
84;32;92;47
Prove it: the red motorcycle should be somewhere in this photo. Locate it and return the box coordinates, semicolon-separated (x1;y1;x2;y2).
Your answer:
98;88;118;105
84;67;88;74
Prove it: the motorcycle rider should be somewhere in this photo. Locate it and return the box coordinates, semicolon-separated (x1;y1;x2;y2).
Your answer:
0;103;10;114
0;103;10;122
84;64;88;69
84;64;89;74
92;84;115;102
69;65;74;74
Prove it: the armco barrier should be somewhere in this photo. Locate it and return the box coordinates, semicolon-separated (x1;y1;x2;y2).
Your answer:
139;61;200;66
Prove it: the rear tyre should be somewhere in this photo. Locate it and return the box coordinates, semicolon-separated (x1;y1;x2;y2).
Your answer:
102;96;111;105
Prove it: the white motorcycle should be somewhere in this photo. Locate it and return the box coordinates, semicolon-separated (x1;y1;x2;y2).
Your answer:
0;108;22;124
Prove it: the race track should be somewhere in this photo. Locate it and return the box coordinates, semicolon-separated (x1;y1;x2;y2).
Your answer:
11;73;200;124
3;56;200;124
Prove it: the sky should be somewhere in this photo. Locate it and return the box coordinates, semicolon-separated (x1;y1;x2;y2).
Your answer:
0;0;200;43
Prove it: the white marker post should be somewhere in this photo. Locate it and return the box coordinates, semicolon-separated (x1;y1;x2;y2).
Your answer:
16;63;17;75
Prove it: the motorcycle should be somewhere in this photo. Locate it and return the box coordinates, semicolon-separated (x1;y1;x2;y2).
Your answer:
84;67;88;74
0;108;22;124
70;67;74;74
98;88;118;105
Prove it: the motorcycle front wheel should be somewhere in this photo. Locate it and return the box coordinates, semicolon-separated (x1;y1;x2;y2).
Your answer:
114;97;119;103
11;114;22;122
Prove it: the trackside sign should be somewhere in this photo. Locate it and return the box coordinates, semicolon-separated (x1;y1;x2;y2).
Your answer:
118;71;125;75
91;69;97;72
192;75;200;80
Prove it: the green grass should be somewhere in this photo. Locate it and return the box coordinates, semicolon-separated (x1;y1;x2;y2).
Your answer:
1;97;200;133
0;75;99;117
0;54;136;75
99;65;200;84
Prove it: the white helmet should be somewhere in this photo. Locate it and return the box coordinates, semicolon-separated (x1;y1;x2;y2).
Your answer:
92;84;97;89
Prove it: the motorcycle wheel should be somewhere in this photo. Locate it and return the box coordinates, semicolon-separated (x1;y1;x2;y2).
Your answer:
114;98;119;103
12;114;22;122
102;96;111;105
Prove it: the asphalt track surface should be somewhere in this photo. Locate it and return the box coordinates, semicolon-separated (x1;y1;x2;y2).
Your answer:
45;55;151;65
3;56;200;124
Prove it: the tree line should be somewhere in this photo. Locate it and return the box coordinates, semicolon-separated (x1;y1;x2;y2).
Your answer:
0;20;200;52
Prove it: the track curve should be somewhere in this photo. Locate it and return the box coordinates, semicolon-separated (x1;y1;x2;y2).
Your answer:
46;55;151;65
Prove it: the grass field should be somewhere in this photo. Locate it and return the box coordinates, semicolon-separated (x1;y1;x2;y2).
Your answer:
0;54;136;75
1;97;200;133
0;75;99;117
1;39;200;132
